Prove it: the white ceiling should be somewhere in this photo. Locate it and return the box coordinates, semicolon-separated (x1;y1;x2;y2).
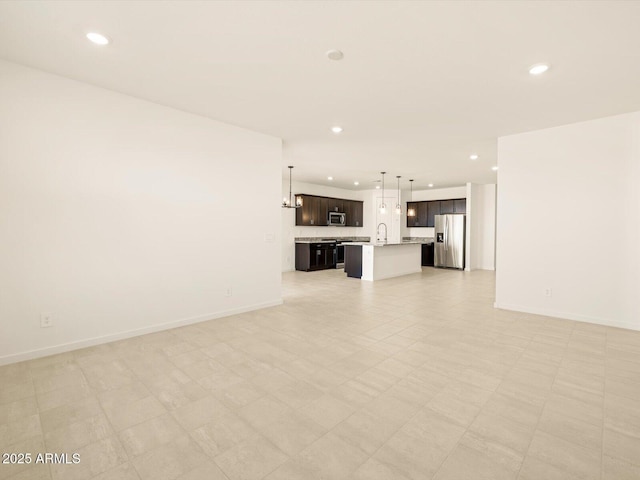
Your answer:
1;1;639;190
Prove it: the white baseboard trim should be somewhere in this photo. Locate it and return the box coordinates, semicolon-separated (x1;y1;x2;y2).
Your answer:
0;298;284;366
494;302;640;332
363;268;423;282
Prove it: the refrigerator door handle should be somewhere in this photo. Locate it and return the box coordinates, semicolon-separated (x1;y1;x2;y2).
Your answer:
444;216;448;251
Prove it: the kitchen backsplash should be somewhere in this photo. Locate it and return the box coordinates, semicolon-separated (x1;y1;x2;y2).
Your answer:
403;236;434;242
295;236;371;241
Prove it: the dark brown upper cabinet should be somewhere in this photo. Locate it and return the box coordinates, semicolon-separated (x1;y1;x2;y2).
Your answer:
295;194;363;227
406;198;466;228
440;199;454;214
406;202;419;227
296;195;314;225
454;198;466;214
296;194;324;226
350;201;363;227
327;198;343;213
317;197;328;225
427;201;441;227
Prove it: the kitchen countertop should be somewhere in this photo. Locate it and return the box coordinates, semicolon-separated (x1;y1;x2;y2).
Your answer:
347;241;427;247
295;236;370;244
403;237;434;244
295;240;337;244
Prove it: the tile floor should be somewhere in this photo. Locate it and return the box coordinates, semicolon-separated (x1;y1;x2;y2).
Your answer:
1;268;640;480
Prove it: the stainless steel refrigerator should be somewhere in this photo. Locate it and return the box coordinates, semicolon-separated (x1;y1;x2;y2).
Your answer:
434;214;465;269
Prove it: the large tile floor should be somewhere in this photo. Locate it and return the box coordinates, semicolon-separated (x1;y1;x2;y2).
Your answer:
1;268;640;480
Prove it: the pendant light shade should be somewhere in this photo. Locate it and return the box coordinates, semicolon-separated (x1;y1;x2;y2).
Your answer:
395;176;402;215
282;166;302;208
379;172;387;214
407;179;416;217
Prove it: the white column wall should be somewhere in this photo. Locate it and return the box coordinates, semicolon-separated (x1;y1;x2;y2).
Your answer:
496;111;640;330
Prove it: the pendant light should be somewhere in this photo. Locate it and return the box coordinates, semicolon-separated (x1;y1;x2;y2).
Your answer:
407;179;416;217
395;176;402;215
282;166;302;208
379;172;387;214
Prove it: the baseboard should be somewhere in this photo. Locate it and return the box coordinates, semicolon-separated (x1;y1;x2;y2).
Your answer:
364;268;423;282
0;298;284;366
494;302;640;332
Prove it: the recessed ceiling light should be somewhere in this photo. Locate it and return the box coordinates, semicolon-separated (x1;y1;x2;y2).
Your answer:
354;181;359;186
326;49;344;61
428;183;434;188
529;63;549;75
470;154;479;160
375;185;380;189
331;126;343;134
327;176;333;181
492;166;499;171
86;32;110;45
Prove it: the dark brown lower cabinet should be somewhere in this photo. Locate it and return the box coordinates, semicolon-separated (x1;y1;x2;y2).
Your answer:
295;243;337;271
344;245;362;278
421;243;434;266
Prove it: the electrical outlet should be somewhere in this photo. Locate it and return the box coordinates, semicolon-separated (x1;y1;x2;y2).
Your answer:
544;288;552;297
40;313;53;328
224;287;233;297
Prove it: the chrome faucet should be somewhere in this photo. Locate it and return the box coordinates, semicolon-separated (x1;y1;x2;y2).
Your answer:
377;223;388;243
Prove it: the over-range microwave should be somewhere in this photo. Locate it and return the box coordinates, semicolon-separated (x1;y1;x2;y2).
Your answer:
328;212;346;226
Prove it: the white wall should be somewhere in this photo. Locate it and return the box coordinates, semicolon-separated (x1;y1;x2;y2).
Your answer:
496;111;640;330
467;183;496;271
0;60;283;364
372;192;402;244
281;181;367;271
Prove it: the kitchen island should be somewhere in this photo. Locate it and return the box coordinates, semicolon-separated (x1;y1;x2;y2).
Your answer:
344;242;422;281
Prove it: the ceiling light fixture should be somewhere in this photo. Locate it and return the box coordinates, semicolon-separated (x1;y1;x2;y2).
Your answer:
86;32;110;45
470;154;479;160
354;181;359;186
529;63;549;75
428;183;434;188
331;126;343;134
395;176;402;215
282;166;302;208
376;185;380;189
379;172;387;214
407;179;416;217
326;49;344;61
327;176;333;181
492;166;499;171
